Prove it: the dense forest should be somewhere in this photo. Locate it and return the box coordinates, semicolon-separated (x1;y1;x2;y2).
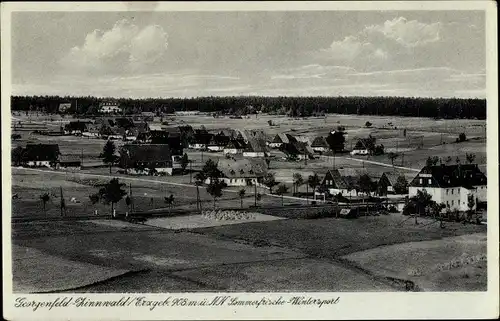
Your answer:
10;95;486;119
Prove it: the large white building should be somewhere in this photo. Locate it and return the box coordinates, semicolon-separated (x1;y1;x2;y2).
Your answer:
99;102;122;114
408;164;487;211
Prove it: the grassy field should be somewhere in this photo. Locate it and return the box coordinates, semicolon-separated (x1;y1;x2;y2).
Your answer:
342;233;487;291
11;167;306;218
191;214;486;259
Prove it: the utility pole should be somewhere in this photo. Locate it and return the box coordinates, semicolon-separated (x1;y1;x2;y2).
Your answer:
129;183;134;212
60;186;65;217
254;182;257;207
189;160;192;183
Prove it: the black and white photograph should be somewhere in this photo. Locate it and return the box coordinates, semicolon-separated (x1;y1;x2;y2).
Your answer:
2;1;498;320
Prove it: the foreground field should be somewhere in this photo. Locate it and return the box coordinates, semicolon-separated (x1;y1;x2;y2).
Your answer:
11;211;487;292
343;233;487;291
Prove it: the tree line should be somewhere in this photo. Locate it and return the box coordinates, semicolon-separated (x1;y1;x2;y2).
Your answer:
11;95;486;119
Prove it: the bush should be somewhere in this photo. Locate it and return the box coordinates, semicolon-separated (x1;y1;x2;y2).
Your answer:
388;205;398;213
458;132;467;142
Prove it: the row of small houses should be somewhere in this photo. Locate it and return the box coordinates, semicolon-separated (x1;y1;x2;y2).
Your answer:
62;119;331;159
13;143;487;213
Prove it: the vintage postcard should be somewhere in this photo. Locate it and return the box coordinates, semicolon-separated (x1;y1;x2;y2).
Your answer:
2;1;499;320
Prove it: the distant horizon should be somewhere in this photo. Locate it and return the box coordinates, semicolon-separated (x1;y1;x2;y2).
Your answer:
10;94;487;101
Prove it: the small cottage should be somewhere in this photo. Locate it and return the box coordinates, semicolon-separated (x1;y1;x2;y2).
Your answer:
311;136;329;154
209;158;268;187
22;144;60;168
120;144;173;175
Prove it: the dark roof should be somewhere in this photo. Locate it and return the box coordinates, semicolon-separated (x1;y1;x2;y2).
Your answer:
193;131;213;145
281;141;314;157
244;138;269;153
311;136;329;147
209;134;230;146
381;172;404;186
322;168;369;189
121;144;172;164
225;139;246;150
354;138;372;150
217;158;267;178
272;133;290;144
23;144;60;162
410;164;487;188
64;121;88;131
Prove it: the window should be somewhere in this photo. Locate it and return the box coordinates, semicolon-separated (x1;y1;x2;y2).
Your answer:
451;189;454;195
428;178;432;184
446;201;449;206
446;189;449;195
419;178;423;184
451;200;454;206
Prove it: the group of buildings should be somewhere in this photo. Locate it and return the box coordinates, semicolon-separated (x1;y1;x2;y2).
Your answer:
13;114;488;213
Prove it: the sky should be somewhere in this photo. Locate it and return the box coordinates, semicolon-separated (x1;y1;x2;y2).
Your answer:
11;10;486;98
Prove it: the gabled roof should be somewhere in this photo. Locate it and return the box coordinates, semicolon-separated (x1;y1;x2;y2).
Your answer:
323;168;369;189
381;172;405;186
272;133;290;144
217;158;267;178
218;128;237;138
193;130;213;145
23;144;60;161
121;144;172;164
244;138;269;153
245;129;267;141
311;136;329;147
225;139;246;150
410;164;487;188
209;134;230;146
281;141;314;157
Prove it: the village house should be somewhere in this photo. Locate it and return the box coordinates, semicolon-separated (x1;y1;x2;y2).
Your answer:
237;129;267;144
207;134;230;152
21;144;60;168
311;136;330;154
223;139;246;155
189;129;212;150
58;102;72;113
99;102;122;114
321;168;371;198
217;128;237;139
377;172;408;195
208;158;268;187
268;133;297;149
408;164;487;211
64;121;88;135
243;137;270;158
280;141;315;160
350;139;370;155
120;144;173;175
82;124;101;138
